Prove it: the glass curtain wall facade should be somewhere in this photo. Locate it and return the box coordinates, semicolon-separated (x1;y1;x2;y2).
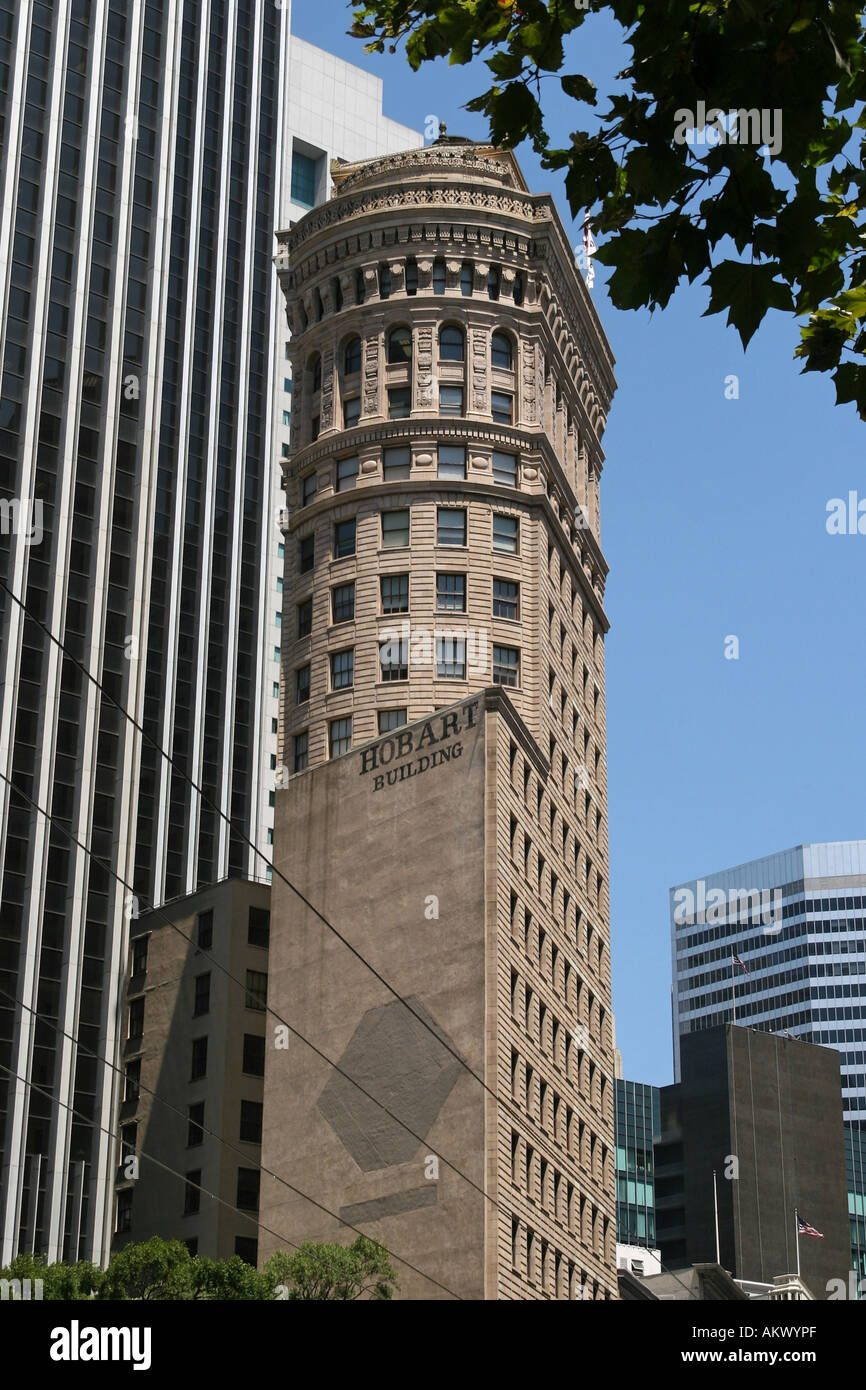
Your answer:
614;1079;660;1248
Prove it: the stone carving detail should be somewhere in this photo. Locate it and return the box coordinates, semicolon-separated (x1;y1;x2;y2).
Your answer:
339;270;356;307
363;335;379;416
319;346;335;431
363;265;379;301
333;145;520;195
389;259;405;295
288;186;539;255
415;327;434;408
471;328;487;411
417;258;433;291
522;340;537;424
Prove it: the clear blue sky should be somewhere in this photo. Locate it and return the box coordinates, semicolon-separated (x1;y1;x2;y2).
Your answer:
292;2;866;1087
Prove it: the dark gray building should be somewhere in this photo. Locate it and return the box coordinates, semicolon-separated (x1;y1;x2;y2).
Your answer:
655;1024;850;1298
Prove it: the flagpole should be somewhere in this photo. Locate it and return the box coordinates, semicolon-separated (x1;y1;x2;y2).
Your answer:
731;950;737;1025
713;1170;721;1264
795;1207;800;1277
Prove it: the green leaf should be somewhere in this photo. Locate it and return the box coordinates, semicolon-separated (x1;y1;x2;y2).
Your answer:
704;260;795;348
560;74;597;105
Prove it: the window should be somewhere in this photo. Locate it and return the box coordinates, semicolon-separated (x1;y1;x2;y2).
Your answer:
491;391;513;424
128;997;144;1039
433;259;446;294
493;578;520;620
310;356;322;392
187;1103;205;1148
388;386;411;419
296;598;312;638
240;1100;263;1144
299;535;314;573
291;150;317;208
330;648;354;690
460;262;474;296
116;1189;133;1234
301;471;317;505
437;572;466;612
191;1037;208;1080
343;397;360;429
405;257;418;295
488;265;501;299
383;446;411;480
379;636;408;682
235;1237;258;1265
439;384;463;415
293;731;308;773
436;636;466;679
329;717;352;758
245;970;268;1012
121;1124;137;1163
242;1034;265;1076
379;264;392;298
236;1168;260;1212
131;936;148;977
381;574;409;613
492;332;513;370
378;709;407;733
439;324;465;361
334;519;356;557
124;1059;140;1104
493;451;517;486
196;909;213;949
494;645;520;687
311;415;320;441
382;509;410;548
183;1172;202;1216
332;582;355;624
295;664;310;704
336;456;359;491
248;907;270;948
343;337;362;374
438;444;466;480
387;325;412;364
193;974;210;1017
493;513;519;553
437;507;466;547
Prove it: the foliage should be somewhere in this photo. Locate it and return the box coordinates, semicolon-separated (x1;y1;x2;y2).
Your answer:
351;0;866;417
263;1237;398;1300
99;1237;197;1301
0;1251;104;1299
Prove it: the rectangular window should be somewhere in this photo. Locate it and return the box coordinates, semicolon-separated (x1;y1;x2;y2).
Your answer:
183;1171;201;1216
493;513;518;553
388;386;411;419
236;1168;260;1212
131;936;148;977
439;385;463;415
491;391;513;424
329;717;352;758
336;455;359;491
295;664;310;704
334;519;356;558
242;1034;265;1076
492;451;517;486
436;636;466;679
331;582;355;624
293;731;308;773
124;1059;140;1104
378;709;407;733
196;909;213;950
128;997;144;1040
290;150;318;208
311;416;320;441
382;509;410;548
245;970;268;1012
379;637;408;682
380;574;409;613
116;1189;133;1235
299;535;314;573
193;973;210;1017
343;397;361;429
248;907;270;948
190;1037;208;1080
493;645;520;687
437;444;466;480
187;1102;205;1148
330;648;354;690
297;598;312;638
235;1237;258;1265
493;578;519;620
383;446;411;480
437;507;466;547
436;572;466;612
301;471;317;505
240;1100;263;1145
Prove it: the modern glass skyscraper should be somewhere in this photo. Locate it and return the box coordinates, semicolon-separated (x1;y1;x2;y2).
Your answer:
614;1078;659;1249
0;0;418;1265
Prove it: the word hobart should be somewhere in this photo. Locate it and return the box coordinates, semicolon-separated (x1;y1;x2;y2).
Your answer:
50;1321;152;1371
359;699;479;791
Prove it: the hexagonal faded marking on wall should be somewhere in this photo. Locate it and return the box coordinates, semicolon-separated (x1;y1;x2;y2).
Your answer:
317;996;464;1171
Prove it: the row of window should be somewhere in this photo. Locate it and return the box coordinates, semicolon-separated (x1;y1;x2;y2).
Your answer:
297;508;519;573
301;446;519;502
294;640;520;704
310;325;514;382
510;1214;610;1298
296;575;519;640
510;1128;611;1215
297;258;524;330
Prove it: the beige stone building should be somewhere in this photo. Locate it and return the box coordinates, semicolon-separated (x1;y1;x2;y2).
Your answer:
260;139;618;1299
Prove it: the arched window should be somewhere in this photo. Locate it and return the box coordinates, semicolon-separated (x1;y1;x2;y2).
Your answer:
343;337;362;375
310;354;322;393
439;324;465;362
432;259;446;295
487;265;501;300
460;262;474;297
379;264;392;299
355;269;365;305
492;331;513;370
387;326;412;365
405;257;418;296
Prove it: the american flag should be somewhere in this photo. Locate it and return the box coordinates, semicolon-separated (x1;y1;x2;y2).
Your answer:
798;1215;824;1239
582;210;597;289
732;953;750;974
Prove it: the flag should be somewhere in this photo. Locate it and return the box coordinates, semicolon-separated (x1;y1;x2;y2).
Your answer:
582;210;596;289
798;1215;824;1239
732;953;750;974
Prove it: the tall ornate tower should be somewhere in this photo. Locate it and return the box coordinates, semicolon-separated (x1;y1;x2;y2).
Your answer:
260;140;619;1299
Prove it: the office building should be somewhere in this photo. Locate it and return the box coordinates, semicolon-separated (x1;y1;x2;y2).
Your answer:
614;1077;659;1249
260;138;618;1298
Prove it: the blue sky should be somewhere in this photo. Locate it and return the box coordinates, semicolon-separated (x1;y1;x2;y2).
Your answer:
292;3;866;1086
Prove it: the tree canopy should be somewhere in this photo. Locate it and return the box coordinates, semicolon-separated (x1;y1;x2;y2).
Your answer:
351;0;866;418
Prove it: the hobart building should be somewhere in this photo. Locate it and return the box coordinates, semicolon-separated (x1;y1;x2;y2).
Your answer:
259;139;618;1299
